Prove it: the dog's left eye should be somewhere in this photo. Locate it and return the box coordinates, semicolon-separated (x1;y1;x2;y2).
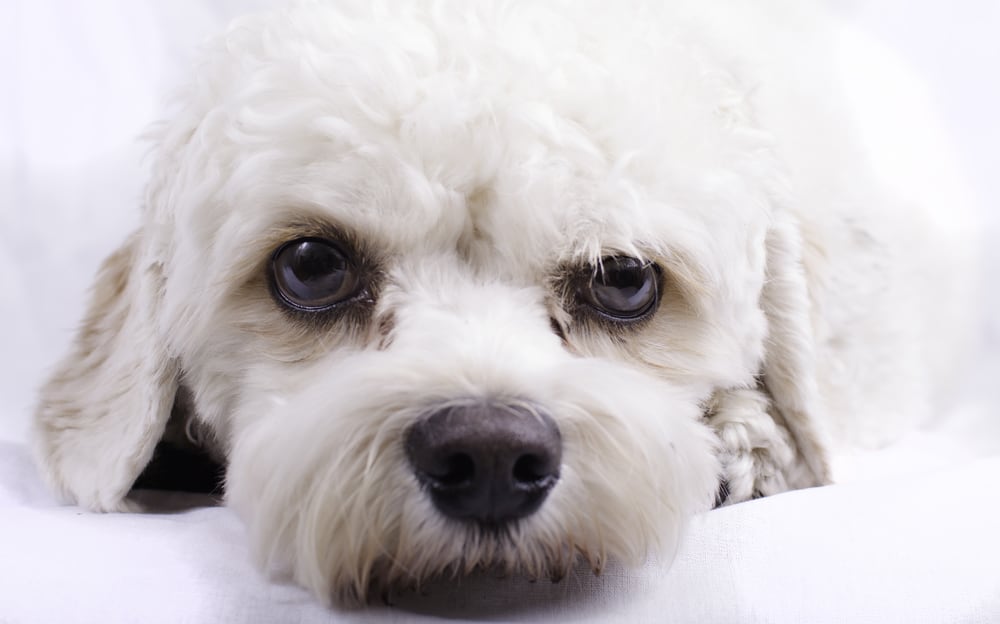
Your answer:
270;238;360;311
581;256;659;321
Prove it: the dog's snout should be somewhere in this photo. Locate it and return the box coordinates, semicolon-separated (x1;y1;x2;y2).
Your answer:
405;402;562;525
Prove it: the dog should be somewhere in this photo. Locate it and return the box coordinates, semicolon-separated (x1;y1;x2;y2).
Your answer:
33;0;970;606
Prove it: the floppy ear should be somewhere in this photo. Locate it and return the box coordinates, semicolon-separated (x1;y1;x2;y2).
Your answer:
759;212;832;486
33;231;179;511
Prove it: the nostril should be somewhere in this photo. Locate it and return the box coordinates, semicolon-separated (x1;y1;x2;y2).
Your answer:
512;453;554;487
426;452;475;489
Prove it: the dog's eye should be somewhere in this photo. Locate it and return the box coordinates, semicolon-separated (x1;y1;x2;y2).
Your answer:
581;256;659;321
271;238;360;310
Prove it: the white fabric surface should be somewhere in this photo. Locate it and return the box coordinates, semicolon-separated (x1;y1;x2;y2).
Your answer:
2;439;999;623
2;1;999;622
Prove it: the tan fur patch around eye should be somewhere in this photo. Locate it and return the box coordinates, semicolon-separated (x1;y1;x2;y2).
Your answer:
375;310;396;351
213;219;382;366
552;257;707;382
224;271;375;365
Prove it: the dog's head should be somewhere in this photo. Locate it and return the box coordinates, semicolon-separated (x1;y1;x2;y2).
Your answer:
35;2;828;605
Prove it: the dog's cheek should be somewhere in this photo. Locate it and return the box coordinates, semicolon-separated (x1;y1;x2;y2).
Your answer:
562;255;768;396
544;360;722;566
646;275;767;390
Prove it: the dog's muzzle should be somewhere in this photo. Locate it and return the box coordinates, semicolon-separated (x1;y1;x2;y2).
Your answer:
405;401;562;526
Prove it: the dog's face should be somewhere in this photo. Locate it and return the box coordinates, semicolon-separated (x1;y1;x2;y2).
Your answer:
35;2;818;605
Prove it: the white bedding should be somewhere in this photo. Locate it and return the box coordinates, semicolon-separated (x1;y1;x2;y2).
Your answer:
2;439;999;623
2;1;999;622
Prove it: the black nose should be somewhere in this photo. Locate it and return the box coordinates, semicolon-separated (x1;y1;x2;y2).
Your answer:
405;402;562;525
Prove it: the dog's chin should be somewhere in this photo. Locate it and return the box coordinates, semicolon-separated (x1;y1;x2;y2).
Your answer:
322;517;611;606
225;352;720;607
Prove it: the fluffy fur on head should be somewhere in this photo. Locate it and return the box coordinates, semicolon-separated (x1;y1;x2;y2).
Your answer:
34;0;963;606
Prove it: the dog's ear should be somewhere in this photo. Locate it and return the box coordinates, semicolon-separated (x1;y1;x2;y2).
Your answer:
759;212;832;487
33;231;178;511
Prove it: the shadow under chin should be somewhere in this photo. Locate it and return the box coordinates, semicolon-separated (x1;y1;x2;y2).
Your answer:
378;558;639;619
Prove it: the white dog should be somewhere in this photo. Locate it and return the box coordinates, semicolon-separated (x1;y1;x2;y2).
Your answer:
33;0;969;606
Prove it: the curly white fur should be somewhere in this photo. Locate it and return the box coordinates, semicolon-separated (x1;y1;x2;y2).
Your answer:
33;0;969;606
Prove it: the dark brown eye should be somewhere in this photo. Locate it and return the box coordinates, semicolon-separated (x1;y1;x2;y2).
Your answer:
581;256;659;321
271;238;360;311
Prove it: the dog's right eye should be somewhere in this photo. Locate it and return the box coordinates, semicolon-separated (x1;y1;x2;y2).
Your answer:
270;238;361;311
580;256;660;322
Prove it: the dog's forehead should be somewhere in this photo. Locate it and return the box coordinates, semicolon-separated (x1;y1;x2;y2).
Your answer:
164;2;771;281
220;136;663;278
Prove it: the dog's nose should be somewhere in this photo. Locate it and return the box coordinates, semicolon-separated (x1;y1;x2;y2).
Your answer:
405;402;562;525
